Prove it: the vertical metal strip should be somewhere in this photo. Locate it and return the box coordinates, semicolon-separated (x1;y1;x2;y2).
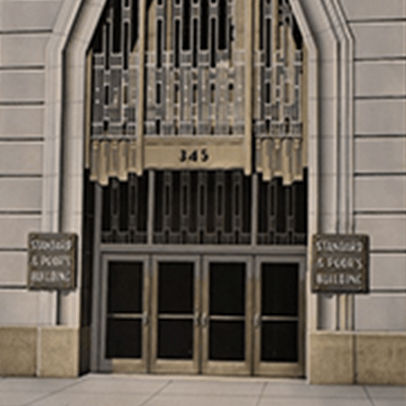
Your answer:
147;171;155;245
286;186;291;242
232;172;240;242
271;180;276;243
142;256;149;372
244;0;253;175
246;256;254;374
252;256;260;373
111;180;118;236
271;0;278;121
185;172;191;239
221;172;226;240
166;0;173;51
197;172;203;242
201;172;208;242
136;0;147;175
149;256;158;371
128;175;134;240
90;185;103;370
251;173;258;246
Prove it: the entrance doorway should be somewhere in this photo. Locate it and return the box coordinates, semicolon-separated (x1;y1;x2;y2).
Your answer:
84;168;308;377
97;253;305;377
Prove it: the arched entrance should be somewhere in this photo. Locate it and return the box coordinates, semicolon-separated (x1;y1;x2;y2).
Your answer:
83;0;308;376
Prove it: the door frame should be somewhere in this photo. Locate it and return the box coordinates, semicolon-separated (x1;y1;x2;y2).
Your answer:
253;255;306;377
92;248;306;376
149;255;201;374
201;255;254;376
98;253;150;373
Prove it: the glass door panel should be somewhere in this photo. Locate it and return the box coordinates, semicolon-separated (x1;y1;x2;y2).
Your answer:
106;319;142;359
202;257;252;376
254;257;304;377
261;263;298;316
261;322;298;362
100;256;149;373
209;321;245;361
150;257;200;373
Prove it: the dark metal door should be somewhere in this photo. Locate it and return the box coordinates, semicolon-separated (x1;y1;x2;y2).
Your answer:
253;256;305;377
100;255;150;373
150;256;201;374
201;256;253;376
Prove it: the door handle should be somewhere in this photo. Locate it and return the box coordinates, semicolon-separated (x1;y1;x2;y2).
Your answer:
194;312;200;327
142;311;149;326
254;314;261;328
201;313;208;327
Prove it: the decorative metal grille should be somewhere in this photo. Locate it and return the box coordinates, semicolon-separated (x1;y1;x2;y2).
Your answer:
97;169;307;245
254;0;306;185
90;0;139;140
87;0;306;185
257;170;307;244
101;174;149;243
144;0;244;137
86;0;308;247
153;170;251;244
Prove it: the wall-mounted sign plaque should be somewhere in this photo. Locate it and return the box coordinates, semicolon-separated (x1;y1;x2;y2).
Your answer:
28;233;77;290
312;234;369;294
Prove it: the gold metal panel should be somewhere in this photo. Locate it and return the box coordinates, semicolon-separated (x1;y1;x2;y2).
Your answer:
88;1;307;186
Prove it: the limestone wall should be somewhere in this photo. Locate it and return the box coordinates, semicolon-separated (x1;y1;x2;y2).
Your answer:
340;0;406;331
0;0;64;325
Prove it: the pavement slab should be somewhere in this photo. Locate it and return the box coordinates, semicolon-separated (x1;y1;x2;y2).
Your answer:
0;374;404;406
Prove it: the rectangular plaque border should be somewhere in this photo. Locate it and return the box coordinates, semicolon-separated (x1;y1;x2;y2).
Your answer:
27;232;78;291
311;233;370;294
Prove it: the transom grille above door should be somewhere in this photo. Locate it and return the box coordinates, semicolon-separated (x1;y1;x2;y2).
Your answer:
153;170;251;244
98;169;307;245
101;173;149;243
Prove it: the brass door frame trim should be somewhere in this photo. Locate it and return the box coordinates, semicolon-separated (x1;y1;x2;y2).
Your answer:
99;253;150;373
100;244;307;256
97;252;306;377
201;255;253;376
149;255;201;374
253;255;306;377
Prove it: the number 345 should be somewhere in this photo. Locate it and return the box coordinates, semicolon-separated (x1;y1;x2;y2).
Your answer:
180;148;209;163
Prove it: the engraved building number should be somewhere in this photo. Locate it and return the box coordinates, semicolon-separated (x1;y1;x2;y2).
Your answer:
179;148;209;163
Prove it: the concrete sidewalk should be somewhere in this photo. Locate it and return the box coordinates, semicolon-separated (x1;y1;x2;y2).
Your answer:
0;374;405;406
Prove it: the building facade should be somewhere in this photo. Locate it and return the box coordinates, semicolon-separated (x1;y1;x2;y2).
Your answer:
0;0;405;384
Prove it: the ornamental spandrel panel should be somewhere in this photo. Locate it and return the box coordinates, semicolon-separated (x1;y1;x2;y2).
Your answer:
87;0;306;185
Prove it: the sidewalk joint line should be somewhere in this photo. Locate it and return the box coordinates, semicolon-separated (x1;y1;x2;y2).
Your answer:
254;381;268;406
22;378;89;406
363;386;376;406
138;379;172;406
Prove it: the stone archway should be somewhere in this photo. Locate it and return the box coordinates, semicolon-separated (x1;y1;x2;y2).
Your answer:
42;0;354;377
